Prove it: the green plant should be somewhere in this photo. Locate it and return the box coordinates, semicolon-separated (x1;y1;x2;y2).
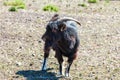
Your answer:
43;4;59;12
4;0;25;6
78;3;87;7
4;0;26;11
17;5;25;9
9;6;18;12
105;0;110;3
88;0;98;3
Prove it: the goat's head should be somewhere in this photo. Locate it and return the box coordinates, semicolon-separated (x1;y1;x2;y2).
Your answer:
41;14;81;47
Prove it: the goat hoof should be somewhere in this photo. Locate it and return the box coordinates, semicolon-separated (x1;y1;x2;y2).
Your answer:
42;68;47;71
56;72;63;77
41;66;47;71
65;73;71;77
57;72;63;75
41;69;46;71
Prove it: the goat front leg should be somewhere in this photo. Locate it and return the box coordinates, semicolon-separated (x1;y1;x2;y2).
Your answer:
41;57;47;70
41;47;50;71
59;63;63;75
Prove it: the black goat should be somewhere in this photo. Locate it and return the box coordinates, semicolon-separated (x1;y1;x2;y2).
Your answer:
41;14;81;77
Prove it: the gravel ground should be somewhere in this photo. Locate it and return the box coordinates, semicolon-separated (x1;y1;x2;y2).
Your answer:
0;0;120;80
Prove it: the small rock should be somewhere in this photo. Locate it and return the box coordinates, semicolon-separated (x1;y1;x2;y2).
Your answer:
79;73;82;77
16;62;22;67
92;72;95;74
37;16;40;18
29;4;32;6
12;75;19;78
19;46;22;49
32;54;35;57
88;73;93;77
38;58;41;60
38;40;41;43
28;35;32;37
95;76;98;80
29;63;33;66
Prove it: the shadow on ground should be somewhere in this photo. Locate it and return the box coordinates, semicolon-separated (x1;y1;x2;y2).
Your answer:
16;68;63;80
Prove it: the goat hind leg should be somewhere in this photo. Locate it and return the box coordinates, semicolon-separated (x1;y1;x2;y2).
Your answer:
65;55;76;77
65;61;73;77
65;52;77;77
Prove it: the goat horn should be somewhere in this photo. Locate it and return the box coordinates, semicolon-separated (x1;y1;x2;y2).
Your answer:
50;14;59;21
59;17;81;26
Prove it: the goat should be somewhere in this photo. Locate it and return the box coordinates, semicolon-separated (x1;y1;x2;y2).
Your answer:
41;14;81;77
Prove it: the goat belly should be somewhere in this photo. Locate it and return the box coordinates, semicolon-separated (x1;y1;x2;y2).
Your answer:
57;42;75;57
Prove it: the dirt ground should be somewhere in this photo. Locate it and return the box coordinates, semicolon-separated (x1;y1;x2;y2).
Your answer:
0;0;120;80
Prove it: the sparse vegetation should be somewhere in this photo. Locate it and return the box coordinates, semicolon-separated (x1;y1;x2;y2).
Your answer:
4;0;25;6
9;6;18;12
88;0;98;3
105;0;110;3
43;4;59;12
17;4;25;9
78;3;87;7
4;0;26;11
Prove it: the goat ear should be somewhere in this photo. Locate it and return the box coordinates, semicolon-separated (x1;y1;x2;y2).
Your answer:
59;22;67;31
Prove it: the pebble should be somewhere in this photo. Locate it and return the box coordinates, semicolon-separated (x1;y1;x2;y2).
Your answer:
32;54;35;57
29;63;33;66
16;62;22;67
